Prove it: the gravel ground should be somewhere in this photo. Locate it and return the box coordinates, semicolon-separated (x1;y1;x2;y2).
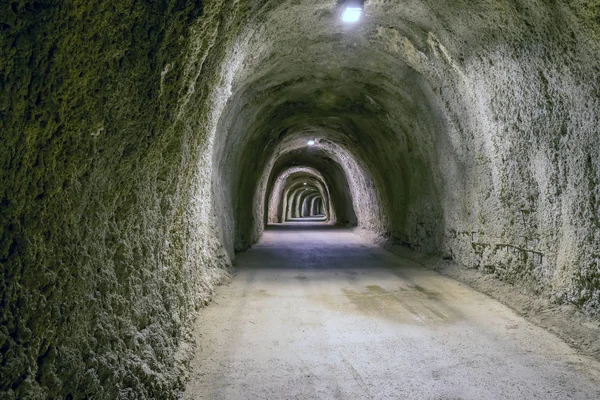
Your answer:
183;223;600;399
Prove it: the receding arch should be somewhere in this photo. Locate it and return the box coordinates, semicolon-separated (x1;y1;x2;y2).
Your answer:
268;166;334;224
262;140;365;233
282;177;330;221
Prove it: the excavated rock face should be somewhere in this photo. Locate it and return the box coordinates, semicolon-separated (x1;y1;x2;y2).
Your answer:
1;0;599;397
0;1;238;398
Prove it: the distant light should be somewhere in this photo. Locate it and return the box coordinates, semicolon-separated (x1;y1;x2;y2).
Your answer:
341;7;362;23
307;140;315;146
303;183;307;185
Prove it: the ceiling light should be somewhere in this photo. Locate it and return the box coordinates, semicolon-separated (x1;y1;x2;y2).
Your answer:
307;140;315;146
341;7;362;23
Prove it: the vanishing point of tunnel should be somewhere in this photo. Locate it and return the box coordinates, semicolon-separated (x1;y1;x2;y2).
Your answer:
1;1;600;399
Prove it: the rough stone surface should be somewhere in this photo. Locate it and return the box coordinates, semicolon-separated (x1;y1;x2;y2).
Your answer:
213;0;600;316
2;0;600;398
0;1;238;398
183;225;600;399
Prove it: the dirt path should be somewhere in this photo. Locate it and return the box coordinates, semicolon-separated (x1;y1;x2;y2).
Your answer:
183;224;600;399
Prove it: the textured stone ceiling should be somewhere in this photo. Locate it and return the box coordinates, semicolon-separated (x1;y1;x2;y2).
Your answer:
211;0;599;314
1;0;599;397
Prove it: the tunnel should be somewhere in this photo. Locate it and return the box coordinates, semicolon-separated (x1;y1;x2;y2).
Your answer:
1;0;600;398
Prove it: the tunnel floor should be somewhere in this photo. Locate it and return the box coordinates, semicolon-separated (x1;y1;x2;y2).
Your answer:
183;224;600;399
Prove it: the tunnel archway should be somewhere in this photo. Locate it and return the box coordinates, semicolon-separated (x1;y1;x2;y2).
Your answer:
207;0;600;319
285;179;326;220
268;167;334;223
309;195;324;217
301;192;321;217
2;0;600;397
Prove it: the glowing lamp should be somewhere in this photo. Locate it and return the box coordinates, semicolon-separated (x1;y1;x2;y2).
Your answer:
341;7;362;23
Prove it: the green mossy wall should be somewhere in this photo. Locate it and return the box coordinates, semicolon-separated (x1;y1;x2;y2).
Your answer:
0;1;238;397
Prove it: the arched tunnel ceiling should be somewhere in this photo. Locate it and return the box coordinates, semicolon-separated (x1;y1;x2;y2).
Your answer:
213;0;453;253
2;0;600;397
210;0;600;309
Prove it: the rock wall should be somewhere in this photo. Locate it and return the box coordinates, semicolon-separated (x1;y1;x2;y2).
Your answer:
1;0;600;398
414;1;600;314
0;1;242;397
212;0;600;316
